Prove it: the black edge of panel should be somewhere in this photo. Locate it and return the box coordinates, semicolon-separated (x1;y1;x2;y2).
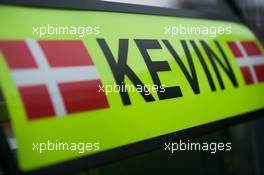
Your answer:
0;0;240;22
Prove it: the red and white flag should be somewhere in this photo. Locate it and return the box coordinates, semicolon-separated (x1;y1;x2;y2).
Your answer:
0;40;109;120
227;40;264;84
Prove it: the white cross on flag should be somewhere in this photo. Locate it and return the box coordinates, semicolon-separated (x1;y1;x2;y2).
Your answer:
227;40;264;84
0;40;109;120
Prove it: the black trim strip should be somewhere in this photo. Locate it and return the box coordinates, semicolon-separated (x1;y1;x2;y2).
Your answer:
1;109;263;175
0;0;239;22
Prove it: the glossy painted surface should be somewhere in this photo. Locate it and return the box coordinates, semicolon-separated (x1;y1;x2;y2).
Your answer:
0;5;264;171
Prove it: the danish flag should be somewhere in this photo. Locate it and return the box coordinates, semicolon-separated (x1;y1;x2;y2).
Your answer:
0;40;109;120
227;41;264;84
